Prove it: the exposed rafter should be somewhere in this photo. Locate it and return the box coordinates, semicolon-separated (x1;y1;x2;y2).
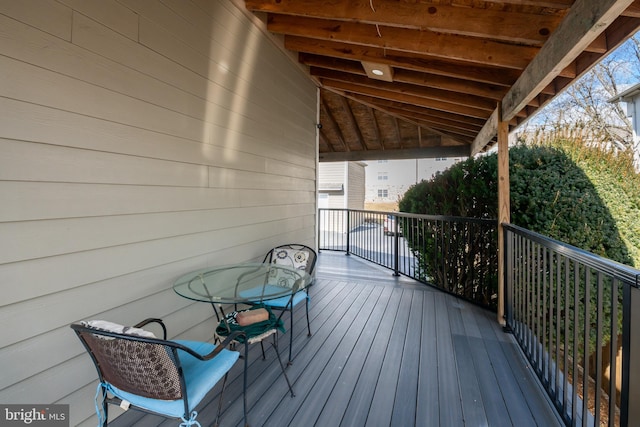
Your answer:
245;0;640;162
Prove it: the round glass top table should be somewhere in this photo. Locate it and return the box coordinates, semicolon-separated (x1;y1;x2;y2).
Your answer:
173;263;312;305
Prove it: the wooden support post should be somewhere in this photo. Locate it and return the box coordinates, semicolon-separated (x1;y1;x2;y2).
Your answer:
497;104;510;326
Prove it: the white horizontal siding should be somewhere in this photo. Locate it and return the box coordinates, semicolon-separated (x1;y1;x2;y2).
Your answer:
0;0;318;425
347;163;366;210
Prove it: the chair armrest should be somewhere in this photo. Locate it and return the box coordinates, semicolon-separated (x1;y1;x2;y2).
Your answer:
130;319;246;361
175;330;247;361
133;318;167;340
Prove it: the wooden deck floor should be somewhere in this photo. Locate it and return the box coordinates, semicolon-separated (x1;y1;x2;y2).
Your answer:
111;252;562;427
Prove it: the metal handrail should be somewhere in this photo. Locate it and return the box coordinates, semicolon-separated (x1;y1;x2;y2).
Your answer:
318;208;498;310
504;224;640;427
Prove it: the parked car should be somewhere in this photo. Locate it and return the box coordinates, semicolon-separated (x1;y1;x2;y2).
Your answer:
383;214;402;236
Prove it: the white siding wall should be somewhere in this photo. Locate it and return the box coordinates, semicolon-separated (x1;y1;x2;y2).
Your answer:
0;1;317;425
318;162;346;209
346;162;366;210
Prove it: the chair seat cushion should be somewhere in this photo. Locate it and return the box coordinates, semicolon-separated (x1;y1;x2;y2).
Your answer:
263;290;308;309
239;285;308;308
106;340;239;419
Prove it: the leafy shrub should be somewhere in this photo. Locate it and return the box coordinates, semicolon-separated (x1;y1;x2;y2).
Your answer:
400;143;636;268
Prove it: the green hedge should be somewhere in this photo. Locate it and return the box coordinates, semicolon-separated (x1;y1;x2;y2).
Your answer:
400;143;637;268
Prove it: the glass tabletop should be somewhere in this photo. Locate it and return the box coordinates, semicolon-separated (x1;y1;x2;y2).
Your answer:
173;263;312;304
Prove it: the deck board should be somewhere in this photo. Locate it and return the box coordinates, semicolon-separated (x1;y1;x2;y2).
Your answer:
109;252;562;427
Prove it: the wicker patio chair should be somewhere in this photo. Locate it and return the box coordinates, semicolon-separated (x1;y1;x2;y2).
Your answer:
71;318;247;427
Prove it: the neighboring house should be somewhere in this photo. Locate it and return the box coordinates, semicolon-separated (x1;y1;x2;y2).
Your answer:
318;162;366;210
365;158;464;207
608;83;640;171
318;162;366;232
0;2;317;425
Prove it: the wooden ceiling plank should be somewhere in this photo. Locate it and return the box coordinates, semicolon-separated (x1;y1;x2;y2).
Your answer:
314;68;498;112
323;79;496;120
320;97;349;152
413;121;479;138
348;93;511;127
392;117;403;148
318;129;334;152
365;105;384;149
268;14;541;69
390;110;484;132
339;96;367;150
246;0;562;44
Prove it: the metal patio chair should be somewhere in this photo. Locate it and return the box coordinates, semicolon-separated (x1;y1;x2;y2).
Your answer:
260;244;317;364
71;318;247;427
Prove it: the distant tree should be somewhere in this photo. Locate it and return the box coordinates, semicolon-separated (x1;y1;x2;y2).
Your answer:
523;32;640;161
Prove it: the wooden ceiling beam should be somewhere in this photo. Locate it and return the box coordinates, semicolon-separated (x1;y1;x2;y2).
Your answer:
412;120;480;138
310;65;508;101
387;109;484;133
502;0;635;122
315;69;498;112
472;0;635;155
481;0;573;7
288;37;522;86
348;94;506;128
622;1;640;17
268;14;541;69
246;0;562;44
322;79;496;120
319;145;471;162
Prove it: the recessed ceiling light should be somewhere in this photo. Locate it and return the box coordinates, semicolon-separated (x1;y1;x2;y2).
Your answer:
361;61;394;82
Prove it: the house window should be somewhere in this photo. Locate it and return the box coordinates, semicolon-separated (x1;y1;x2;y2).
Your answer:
378;189;388;197
435;157;448;161
377;160;388;163
377;172;388;180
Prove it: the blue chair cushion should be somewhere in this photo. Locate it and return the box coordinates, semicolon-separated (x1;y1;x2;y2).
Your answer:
239;285;308;308
105;340;239;419
263;290;308;309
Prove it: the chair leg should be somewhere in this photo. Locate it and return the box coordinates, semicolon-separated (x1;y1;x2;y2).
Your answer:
271;335;295;397
242;341;249;427
306;299;311;336
260;341;266;360
101;388;108;427
214;373;229;427
288;309;293;365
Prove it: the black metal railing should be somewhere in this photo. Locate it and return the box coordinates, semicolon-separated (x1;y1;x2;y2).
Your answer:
318;208;498;310
504;223;640;427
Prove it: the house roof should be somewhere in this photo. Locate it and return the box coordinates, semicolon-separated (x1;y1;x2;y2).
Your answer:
244;0;640;162
609;82;640;102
